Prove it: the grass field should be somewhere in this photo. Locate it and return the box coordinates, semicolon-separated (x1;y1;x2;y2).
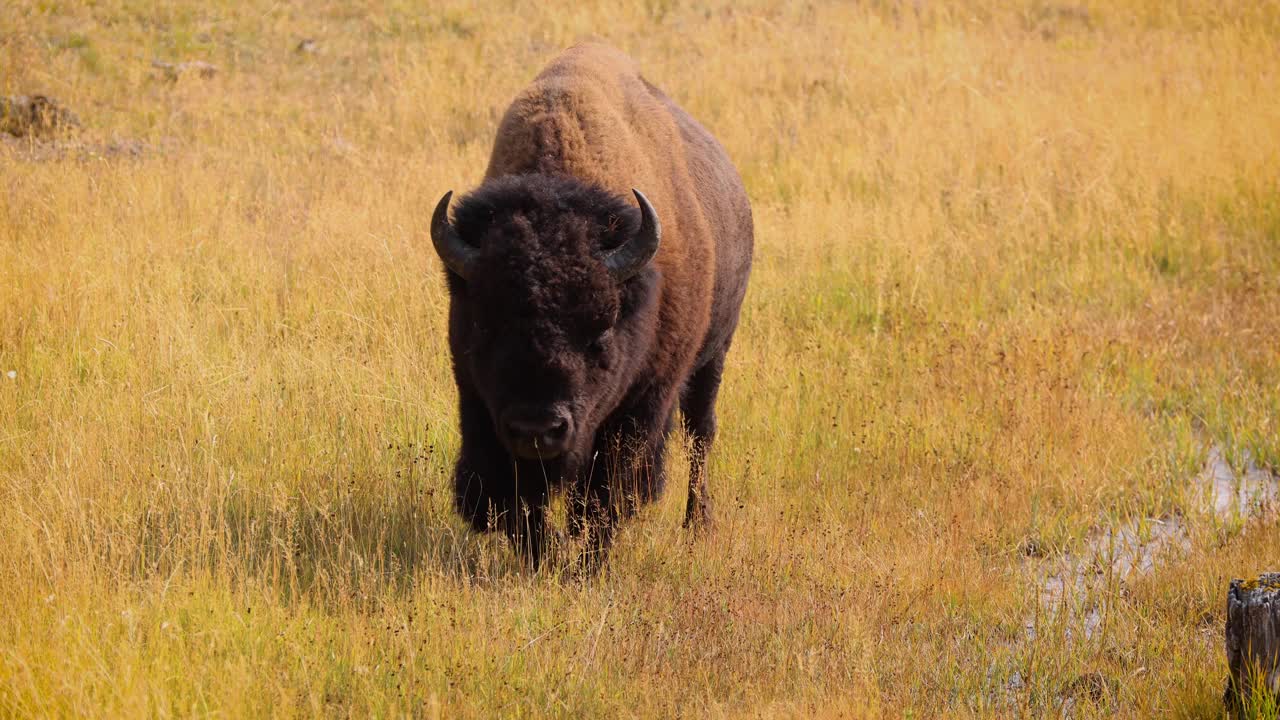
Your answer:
3;0;1280;716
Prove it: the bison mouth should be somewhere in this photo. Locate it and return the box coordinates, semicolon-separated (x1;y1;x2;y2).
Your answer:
510;440;566;462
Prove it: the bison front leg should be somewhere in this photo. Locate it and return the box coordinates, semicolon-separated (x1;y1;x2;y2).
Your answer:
453;392;551;569
454;461;551;569
570;418;671;572
500;491;549;569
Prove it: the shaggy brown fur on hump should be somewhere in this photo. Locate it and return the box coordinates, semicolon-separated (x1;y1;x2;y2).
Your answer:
483;42;720;392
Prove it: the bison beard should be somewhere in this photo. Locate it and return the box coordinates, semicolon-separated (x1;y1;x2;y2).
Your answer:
429;43;753;571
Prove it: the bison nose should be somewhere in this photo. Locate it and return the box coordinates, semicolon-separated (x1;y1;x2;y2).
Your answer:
501;405;571;458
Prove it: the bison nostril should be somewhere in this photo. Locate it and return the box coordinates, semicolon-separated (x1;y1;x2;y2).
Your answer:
502;407;572;452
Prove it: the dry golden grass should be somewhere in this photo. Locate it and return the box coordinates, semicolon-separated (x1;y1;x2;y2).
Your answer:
2;0;1280;716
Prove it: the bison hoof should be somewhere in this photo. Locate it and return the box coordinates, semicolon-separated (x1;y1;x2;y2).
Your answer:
682;502;715;534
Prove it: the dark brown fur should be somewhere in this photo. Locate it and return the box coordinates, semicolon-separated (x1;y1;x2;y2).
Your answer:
437;43;753;568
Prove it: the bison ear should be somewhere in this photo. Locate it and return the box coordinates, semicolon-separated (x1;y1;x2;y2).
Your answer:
604;189;661;281
431;191;479;280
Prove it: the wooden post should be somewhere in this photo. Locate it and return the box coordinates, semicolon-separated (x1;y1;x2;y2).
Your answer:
1226;573;1280;712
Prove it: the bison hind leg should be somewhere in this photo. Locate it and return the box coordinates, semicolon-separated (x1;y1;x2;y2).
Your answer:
680;354;727;532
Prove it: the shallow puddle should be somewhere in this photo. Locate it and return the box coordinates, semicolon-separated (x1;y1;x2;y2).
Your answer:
1201;445;1278;519
1027;444;1278;642
1004;444;1279;711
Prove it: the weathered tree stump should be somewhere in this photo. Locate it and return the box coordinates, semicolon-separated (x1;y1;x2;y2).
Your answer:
0;95;80;138
1225;573;1280;712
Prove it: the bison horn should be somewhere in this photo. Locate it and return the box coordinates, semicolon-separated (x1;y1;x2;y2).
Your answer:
431;191;478;280
605;189;662;281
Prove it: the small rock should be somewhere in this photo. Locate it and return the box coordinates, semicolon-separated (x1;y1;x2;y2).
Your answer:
296;38;318;54
1019;536;1047;558
152;60;218;81
1064;671;1110;704
326;134;356;156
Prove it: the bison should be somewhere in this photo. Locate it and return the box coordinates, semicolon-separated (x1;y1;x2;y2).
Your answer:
430;43;753;569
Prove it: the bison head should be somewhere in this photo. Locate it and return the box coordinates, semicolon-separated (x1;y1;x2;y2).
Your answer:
430;175;661;462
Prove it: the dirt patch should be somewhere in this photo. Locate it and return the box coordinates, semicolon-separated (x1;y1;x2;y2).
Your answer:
1;134;171;163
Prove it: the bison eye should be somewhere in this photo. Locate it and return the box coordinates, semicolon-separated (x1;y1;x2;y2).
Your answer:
588;328;613;356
